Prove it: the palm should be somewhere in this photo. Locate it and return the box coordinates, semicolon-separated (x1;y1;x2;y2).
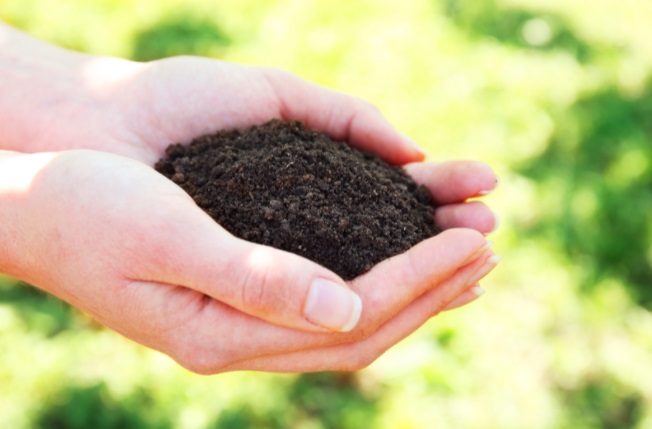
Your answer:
118;58;283;164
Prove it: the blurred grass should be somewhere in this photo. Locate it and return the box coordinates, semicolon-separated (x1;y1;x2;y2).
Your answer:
1;0;652;428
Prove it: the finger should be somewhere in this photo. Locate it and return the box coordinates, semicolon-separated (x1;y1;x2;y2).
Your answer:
143;219;489;367
442;284;484;311
156;248;499;374
168;228;490;366
404;161;499;204
140;208;362;334
435;201;499;234
349;228;489;327
220;250;500;373
255;238;497;360
263;68;425;165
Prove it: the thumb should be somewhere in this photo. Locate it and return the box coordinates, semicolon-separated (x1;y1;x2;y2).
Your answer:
217;238;363;332
159;225;362;333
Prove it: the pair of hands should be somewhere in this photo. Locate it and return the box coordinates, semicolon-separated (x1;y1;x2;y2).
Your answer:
1;49;499;373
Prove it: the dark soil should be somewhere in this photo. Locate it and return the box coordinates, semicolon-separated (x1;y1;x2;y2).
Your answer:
155;120;440;280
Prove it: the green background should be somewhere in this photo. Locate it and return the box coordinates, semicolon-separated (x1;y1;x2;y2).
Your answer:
2;0;652;428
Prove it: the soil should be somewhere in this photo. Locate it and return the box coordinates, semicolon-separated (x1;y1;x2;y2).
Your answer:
154;120;440;280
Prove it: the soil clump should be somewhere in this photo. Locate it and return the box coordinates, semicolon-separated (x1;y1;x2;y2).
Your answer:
155;120;440;280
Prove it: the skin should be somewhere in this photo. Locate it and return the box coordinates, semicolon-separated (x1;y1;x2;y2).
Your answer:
0;22;499;373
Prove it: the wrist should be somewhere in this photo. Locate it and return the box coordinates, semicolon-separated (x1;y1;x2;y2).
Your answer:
0;23;143;153
0;23;79;149
0;150;56;281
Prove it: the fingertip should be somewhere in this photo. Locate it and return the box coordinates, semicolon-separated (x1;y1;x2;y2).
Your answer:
436;227;488;250
478;175;500;196
434;201;498;235
442;284;485;311
398;133;428;162
348;112;427;165
433;228;493;267
486;212;500;235
471;285;486;297
467;161;499;192
303;277;362;332
386;228;488;283
404;161;499;204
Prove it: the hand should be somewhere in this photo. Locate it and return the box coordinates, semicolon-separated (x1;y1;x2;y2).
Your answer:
3;149;497;374
2;27;497;239
1;25;500;372
8;53;425;165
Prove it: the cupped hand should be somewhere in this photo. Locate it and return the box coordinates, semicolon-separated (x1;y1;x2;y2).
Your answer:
19;53;498;236
6;147;497;374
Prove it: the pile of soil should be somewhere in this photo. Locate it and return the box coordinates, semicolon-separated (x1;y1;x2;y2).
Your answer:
155;120;440;279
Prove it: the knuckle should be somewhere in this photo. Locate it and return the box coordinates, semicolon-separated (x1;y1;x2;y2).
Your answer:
232;246;297;316
239;264;270;310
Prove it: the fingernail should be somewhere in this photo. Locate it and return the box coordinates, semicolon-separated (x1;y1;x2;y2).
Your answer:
470;285;485;297
442;285;485;311
478;177;500;196
304;279;362;332
465;239;493;264
466;255;501;287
